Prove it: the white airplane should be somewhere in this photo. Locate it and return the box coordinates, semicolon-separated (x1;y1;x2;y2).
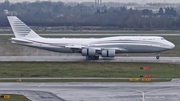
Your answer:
7;16;175;60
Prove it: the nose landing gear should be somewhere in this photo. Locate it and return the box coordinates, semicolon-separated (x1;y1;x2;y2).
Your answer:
156;55;159;59
156;53;160;59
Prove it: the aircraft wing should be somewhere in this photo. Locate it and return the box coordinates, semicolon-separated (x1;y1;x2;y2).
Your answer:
64;45;128;52
64;45;84;49
101;47;128;52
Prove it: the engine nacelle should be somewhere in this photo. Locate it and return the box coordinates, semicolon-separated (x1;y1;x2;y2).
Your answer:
101;50;115;57
82;48;96;56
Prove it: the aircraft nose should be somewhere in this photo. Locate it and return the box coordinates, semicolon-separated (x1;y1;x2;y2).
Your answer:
169;42;175;49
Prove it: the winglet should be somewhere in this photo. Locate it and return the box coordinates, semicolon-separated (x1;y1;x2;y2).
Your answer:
7;16;41;38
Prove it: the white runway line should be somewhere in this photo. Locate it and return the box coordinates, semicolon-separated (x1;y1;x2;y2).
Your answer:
145;96;165;99
38;83;44;87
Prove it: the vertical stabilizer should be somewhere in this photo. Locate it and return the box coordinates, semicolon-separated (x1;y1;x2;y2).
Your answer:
7;16;41;38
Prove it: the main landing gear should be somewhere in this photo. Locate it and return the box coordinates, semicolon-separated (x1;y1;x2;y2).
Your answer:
156;53;160;59
86;56;99;60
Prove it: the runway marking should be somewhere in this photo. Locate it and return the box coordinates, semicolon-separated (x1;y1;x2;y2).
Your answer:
126;88;145;101
145;96;165;98
38;83;44;87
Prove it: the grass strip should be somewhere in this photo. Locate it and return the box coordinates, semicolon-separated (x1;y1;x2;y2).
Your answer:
0;78;172;82
0;62;180;78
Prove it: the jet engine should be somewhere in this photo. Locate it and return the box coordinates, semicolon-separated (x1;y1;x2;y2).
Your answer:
101;50;115;57
82;48;96;56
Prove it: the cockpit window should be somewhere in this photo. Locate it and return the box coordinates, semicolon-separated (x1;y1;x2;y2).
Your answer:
161;38;165;40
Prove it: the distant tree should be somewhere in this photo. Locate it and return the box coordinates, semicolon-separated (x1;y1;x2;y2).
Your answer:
171;8;177;17
0;1;180;29
142;9;152;16
158;8;164;15
121;6;126;11
96;9;100;13
165;7;177;17
104;9;107;13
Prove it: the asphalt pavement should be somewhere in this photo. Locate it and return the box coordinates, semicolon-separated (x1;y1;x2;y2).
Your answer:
0;56;179;64
1;80;180;101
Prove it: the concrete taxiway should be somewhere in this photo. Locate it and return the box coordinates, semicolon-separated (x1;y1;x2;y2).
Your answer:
0;56;179;64
1;80;180;101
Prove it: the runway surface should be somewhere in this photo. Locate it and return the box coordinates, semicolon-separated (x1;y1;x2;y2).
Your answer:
0;56;180;64
1;80;180;101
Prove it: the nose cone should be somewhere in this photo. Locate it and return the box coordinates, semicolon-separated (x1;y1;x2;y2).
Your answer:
169;42;175;49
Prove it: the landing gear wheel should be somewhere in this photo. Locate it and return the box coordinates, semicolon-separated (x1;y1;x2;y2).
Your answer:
86;56;99;60
94;56;99;60
156;53;160;59
156;56;160;59
86;56;92;59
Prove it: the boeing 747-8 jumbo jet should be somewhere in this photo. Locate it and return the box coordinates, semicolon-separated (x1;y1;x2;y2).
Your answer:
7;16;175;60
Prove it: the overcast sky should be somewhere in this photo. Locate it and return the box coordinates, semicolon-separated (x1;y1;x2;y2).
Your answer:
0;0;180;3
